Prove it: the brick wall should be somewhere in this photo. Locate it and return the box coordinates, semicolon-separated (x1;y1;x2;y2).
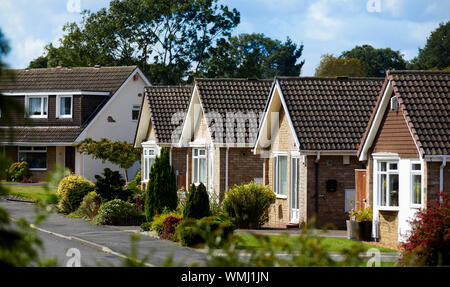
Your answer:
426;161;450;203
172;148;187;190
227;148;264;189
378;211;399;244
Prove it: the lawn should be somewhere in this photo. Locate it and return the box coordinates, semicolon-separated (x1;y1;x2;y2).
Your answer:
234;234;397;253
4;184;57;203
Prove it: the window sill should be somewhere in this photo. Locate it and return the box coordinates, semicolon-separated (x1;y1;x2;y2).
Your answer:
378;206;399;211
30;168;47;171
410;204;423;209
57;116;73;119
276;194;287;199
29;116;48;119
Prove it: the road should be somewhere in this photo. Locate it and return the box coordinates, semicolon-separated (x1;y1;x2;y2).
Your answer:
0;198;207;267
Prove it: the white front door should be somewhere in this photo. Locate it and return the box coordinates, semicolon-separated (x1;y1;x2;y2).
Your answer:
345;189;356;212
290;157;299;223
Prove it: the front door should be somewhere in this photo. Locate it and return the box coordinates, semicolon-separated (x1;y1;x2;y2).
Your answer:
65;146;75;173
290;157;299;223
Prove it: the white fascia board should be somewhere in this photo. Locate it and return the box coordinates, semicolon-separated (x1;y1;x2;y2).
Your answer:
254;82;276;154
2;91;111;96
178;85;201;146
74;67;147;143
359;81;393;161
134;93;151;148
276;81;301;149
300;150;358;156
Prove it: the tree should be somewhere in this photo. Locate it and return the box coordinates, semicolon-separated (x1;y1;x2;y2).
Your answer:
28;56;48;68
145;148;177;221
76;138;141;182
201;33;304;79
315;54;367;77
183;183;210;219
341;44;408;77
410;21;450;70
36;0;240;85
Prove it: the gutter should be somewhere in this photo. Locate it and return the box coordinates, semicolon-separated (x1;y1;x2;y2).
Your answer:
225;147;229;193
315;152;321;217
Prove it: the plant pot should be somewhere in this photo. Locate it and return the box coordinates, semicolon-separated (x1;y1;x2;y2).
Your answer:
346;220;360;240
357;221;372;241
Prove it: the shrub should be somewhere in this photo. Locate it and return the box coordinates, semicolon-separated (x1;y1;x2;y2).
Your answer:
78;191;102;220
145;148;177;221
183;183;210;219
400;192;449;266
6;162;31;182
176;215;235;247
223;181;276;229
161;216;183;241
150;210;181;236
140;222;152;232
93;199;137;225
94;168;132;202
351;208;373;221
56;175;95;213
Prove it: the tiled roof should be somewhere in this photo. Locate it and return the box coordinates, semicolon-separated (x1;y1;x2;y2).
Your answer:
384;71;449;156
277;76;384;151
145;86;192;143
195;78;273;144
0;66;137;94
0;127;84;143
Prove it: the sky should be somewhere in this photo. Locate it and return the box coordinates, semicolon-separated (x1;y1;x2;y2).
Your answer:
0;0;449;76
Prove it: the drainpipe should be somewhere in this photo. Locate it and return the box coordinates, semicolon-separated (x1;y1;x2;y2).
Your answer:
225;147;229;193
440;156;447;203
169;147;172;166
315;152;321;217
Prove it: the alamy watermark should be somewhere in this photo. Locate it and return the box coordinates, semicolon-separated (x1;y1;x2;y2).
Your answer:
66;248;81;267
366;0;381;13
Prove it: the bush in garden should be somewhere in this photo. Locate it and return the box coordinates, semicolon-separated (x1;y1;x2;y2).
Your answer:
183;183;210;219
78;191;102;220
93;199;137;225
94;168;132;202
400;192;449;266
161;216;183;241
6;162;31;182
56;175;95;213
150;210;181;236
176;215;235;247
140;222;152;232
145;148;177;221
223;181;276;229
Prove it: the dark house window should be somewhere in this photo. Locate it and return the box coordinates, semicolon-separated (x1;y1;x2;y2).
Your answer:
18;146;47;170
132;105;140;121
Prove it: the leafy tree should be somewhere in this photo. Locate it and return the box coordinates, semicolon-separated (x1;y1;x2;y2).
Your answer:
37;0;240;85
201;33;304;79
183;183;210;219
77;138;141;182
315;54;367;77
410;21;450;70
341;44;408;77
145;148;177;221
28;56;48;68
95;168;132;202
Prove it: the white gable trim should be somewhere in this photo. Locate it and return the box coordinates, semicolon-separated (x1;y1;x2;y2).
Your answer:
75;67;150;143
359;81;393;161
178;84;201;146
254;80;300;154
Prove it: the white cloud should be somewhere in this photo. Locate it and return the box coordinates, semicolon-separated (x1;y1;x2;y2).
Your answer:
383;0;406;17
303;0;344;41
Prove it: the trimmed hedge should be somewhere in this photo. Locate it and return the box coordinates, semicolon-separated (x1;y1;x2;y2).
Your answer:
93;199;137;225
57;175;95;213
183;183;210;219
78;191;102;220
7;162;32;182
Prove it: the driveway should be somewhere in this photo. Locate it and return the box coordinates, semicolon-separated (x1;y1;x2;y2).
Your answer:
0;198;207;267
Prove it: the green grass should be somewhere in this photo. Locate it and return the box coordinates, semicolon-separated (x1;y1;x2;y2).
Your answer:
5;184;57;203
234;234;397;253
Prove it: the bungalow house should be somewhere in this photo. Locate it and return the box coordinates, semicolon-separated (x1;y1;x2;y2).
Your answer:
134;85;192;190
178;78;272;201
357;70;449;245
254;76;384;228
0;65;150;181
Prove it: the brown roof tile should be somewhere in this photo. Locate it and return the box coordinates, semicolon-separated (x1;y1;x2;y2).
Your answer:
0;127;84;143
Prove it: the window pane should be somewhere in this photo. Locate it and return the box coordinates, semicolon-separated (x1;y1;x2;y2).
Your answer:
149;149;155;156
199;158;206;184
60;97;71;116
380;162;387;172
412;174;421;204
199;149;206;156
389;174;399;206
193;158;198;182
43;97;48;115
19;152;47;169
29;98;41;115
380;174;387;206
194;149;198;157
149;158;155;172
278;156;287;195
412;163;421;171
389;163;398;170
132;110;139;121
291;158;298;209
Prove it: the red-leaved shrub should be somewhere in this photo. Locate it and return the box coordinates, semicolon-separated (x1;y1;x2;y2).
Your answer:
400;192;449;266
161;216;183;241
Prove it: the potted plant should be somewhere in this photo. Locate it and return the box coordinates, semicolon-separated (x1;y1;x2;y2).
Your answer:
347;207;373;241
346;208;359;240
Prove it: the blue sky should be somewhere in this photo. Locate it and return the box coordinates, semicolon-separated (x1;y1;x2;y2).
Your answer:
1;0;449;76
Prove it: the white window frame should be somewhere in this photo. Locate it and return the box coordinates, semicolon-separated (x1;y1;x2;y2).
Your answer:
56;95;73;119
26;95;48;118
142;147;155;182
18;146;47;171
132;105;140;121
377;160;399;207
273;152;288;198
192;148;206;185
410;161;423;207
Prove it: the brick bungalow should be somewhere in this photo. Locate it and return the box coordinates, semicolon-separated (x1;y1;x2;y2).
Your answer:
357;70;449;245
254;76;384;228
0;66;150;181
178;78;272;201
134;85;192;190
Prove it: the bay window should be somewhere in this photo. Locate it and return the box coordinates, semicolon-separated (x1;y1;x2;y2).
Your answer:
57;96;73;118
411;162;422;205
27;96;48;118
378;161;399;207
193;148;206;184
143;148;155;182
18;146;47;170
273;154;287;196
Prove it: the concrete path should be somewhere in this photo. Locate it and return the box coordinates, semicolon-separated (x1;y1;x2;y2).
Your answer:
235;228;348;238
0;198;207;267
